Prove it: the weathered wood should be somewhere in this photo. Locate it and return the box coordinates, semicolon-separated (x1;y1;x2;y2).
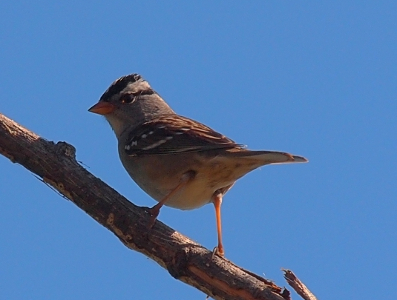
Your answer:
283;270;317;300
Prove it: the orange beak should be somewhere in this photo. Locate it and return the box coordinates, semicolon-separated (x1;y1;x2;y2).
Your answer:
88;102;115;115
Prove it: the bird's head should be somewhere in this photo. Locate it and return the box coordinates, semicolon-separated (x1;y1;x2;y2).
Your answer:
88;74;174;137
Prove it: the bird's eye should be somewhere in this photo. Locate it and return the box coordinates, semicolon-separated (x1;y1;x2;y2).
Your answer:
120;94;136;104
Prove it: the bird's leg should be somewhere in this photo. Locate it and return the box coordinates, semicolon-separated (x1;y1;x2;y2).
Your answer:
147;171;194;227
212;192;224;257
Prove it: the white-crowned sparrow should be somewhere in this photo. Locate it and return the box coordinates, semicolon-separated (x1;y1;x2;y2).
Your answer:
88;74;307;256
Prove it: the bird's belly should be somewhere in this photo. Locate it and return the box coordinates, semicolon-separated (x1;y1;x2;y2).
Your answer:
134;173;216;210
164;170;236;210
165;179;213;210
120;153;241;210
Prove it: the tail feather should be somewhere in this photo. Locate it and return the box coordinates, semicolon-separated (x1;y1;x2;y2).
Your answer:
290;154;308;163
241;150;308;165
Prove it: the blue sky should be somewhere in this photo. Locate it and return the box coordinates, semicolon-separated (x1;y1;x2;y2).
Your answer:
1;2;396;299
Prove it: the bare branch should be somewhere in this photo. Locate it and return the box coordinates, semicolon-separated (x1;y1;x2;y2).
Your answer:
283;269;317;300
0;112;290;300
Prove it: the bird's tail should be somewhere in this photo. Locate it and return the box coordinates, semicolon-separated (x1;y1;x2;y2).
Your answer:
232;150;308;165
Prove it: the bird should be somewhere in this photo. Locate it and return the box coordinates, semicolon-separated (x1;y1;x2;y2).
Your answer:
88;73;307;256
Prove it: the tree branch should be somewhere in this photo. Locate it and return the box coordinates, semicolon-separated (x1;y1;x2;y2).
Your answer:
283;270;317;300
0;112;290;300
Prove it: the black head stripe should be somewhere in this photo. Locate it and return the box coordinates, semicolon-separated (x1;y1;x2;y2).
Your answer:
100;74;142;101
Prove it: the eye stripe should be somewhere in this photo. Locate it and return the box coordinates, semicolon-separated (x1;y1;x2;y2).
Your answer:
100;74;142;101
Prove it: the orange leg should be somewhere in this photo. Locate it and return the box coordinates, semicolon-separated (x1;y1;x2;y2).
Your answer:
147;171;194;227
212;192;224;257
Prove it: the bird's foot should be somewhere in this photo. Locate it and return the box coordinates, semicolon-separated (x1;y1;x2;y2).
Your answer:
212;246;225;258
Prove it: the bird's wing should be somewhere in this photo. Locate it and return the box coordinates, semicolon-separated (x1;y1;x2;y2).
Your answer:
124;115;243;156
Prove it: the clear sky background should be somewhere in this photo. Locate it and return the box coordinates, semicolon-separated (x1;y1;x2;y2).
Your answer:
1;2;396;300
